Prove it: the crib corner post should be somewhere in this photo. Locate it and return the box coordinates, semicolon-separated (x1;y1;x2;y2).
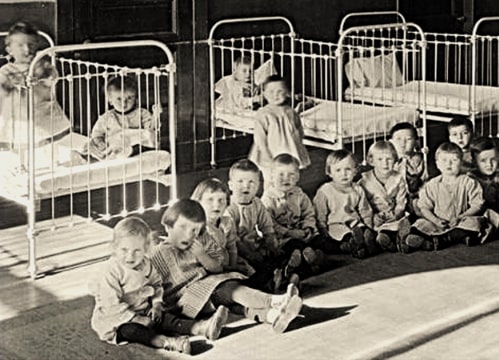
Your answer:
26;226;38;280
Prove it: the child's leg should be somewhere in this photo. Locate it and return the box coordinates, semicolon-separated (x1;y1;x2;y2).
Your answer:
447;228;479;246
376;230;398;252
309;234;342;254
116;322;190;353
405;229;435;251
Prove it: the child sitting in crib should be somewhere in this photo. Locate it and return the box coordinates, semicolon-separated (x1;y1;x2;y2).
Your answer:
261;153;324;282
448;116;475;173
358;141;411;253
225;159;287;292
406;142;487;250
83;75;159;161
90;217;204;354
191;177;255;276
151;199;303;335
0;22;70;170
215;55;262;111
313;149;377;259
469;137;499;240
249;75;310;187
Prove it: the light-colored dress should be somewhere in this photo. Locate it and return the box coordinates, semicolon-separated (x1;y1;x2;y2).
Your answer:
358;169;408;232
150;234;245;319
313;182;373;240
261;185;317;246
248;104;311;171
413;174;485;235
225;197;277;258
89;257;163;344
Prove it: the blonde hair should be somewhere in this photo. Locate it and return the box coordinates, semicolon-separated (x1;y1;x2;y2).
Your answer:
367;141;398;165
435;142;463;161
112;216;153;251
191;177;229;202
325;149;357;177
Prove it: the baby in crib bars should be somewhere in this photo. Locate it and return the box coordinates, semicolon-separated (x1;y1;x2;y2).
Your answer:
0;21;70;170
82;75;160;161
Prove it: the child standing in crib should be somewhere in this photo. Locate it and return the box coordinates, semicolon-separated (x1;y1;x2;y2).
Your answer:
313;149;377;259
406;142;486;250
84;75;158;161
469;137;499;240
191;177;255;276
448;116;475;173
215;55;262;111
0;22;70;167
89;217;201;354
358;141;411;253
261;153;324;281
248;75;310;187
225;159;286;292
151;199;303;335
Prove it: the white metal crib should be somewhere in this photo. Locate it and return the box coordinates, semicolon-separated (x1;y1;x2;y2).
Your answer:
0;39;176;278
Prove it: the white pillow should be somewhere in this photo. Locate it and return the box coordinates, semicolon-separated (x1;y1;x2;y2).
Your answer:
359;53;404;88
254;59;277;86
344;58;367;87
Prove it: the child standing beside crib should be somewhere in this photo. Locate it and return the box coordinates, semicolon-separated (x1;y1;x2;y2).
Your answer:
448;116;475;173
151;199;303;335
83;75;158;161
313;149;377;259
89;217;202;354
191;177;255;276
248;75;310;187
261;154;324;284
358;141;411;253
215;55;262;111
406;142;486;250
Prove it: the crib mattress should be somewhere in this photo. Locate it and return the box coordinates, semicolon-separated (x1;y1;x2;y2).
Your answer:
215;100;418;144
0;134;171;202
345;81;499;115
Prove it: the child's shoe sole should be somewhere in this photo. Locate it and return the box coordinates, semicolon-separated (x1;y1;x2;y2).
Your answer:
272;295;303;334
205;305;229;341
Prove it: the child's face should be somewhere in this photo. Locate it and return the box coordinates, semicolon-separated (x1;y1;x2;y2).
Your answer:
228;169;259;205
370;150;396;178
6;33;38;65
165;215;204;251
114;235;147;270
475;148;498;176
449;125;472;150
108;88;137;113
199;190;228;223
328;156;356;186
436;152;462;176
391;129;417;156
270;163;299;192
234;63;252;83
263;81;288;106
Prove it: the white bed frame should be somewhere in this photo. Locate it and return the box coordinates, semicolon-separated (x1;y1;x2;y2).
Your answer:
0;37;177;278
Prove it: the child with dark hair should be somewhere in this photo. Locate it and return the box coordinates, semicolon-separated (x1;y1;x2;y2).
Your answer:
151;199;303;335
83;75;159;160
313;149;376;258
249;75;310;187
406;142;487;250
448;116;474;173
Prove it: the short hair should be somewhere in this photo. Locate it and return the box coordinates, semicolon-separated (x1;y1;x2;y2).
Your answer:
325;149;356;175
262;74;287;91
191;177;229;202
107;75;137;94
272;153;300;168
435;142;463;160
112;216;152;249
5;22;39;47
367;141;398;164
389;122;418;139
228;159;260;180
234;54;252;67
448;116;473;133
161;198;206;229
470;137;499;160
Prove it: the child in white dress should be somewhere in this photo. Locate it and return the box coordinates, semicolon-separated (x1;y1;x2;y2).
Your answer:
407;142;487;249
248;75;310;186
448;116;474;174
191;177;255;276
358;141;411;253
313;149;376;258
151;199;303;334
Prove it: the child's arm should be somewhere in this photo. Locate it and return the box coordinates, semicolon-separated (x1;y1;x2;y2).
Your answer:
258;203;280;254
147;263;165;324
191;238;223;273
253;114;273;161
393;176;408;219
457;177;485;219
260;193;293;240
313;188;331;238
299;193;318;241
356;185;374;229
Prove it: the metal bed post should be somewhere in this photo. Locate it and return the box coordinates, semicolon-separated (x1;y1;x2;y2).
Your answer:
207;16;295;167
338;11;407;36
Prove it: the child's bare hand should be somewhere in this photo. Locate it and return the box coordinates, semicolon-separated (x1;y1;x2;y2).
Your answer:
148;303;163;324
152;104;163;117
191;239;206;258
434;218;449;230
131;314;153;328
373;213;385;227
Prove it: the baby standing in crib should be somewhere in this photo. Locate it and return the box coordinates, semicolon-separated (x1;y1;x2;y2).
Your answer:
358;141;411;253
83;75;158;161
248;74;310;187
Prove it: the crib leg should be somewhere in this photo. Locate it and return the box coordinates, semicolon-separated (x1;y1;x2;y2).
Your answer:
27;227;38;280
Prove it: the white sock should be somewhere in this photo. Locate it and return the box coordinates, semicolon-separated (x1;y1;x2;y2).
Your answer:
266;307;280;323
